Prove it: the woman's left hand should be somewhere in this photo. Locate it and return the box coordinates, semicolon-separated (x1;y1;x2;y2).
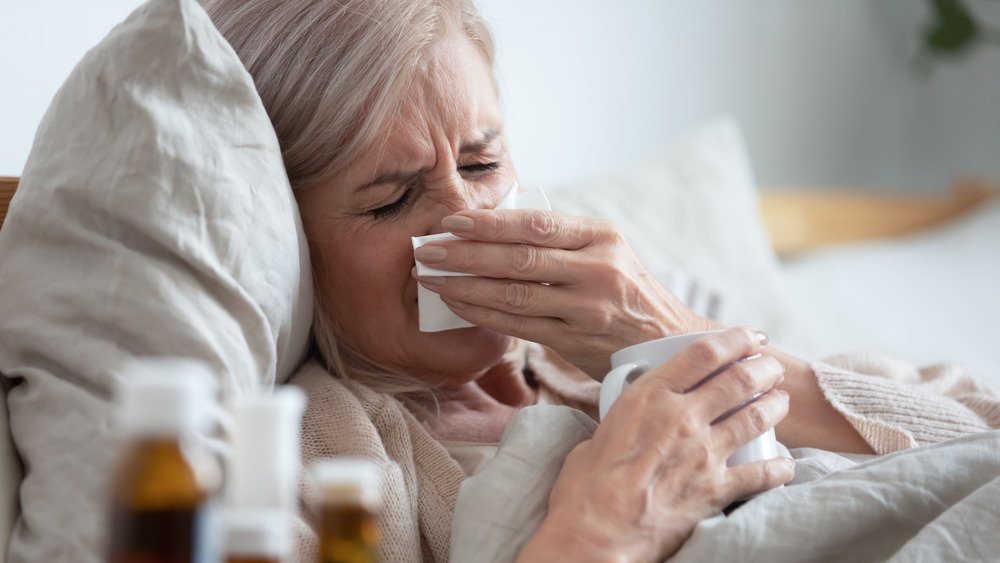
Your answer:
413;208;717;378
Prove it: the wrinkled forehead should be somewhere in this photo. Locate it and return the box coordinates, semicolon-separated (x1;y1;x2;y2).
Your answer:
386;37;500;155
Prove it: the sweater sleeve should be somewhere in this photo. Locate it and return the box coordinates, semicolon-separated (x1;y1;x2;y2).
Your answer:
811;352;1000;455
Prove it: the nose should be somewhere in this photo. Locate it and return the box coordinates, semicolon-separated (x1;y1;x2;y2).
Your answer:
424;174;496;235
441;176;495;212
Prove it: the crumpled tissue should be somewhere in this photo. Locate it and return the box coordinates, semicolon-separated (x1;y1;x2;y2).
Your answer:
412;183;551;332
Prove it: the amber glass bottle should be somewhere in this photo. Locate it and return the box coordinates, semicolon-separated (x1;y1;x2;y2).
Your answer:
106;359;219;563
313;459;383;563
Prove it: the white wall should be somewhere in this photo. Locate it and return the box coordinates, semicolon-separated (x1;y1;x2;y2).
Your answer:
0;0;147;176
478;0;1000;192
2;1;998;193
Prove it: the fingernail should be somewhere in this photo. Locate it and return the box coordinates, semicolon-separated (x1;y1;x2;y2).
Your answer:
442;297;466;310
754;330;769;346
418;276;444;286
442;215;475;233
414;245;447;263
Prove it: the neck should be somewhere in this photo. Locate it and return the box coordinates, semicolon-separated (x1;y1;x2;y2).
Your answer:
420;354;536;443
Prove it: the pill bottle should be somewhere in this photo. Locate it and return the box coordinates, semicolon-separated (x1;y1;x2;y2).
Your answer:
106;358;220;563
312;458;382;563
221;387;306;563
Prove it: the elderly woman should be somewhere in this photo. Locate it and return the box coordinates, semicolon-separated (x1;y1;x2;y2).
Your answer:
200;0;996;560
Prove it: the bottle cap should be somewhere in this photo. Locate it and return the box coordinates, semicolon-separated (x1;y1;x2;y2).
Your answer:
226;386;306;511
116;357;215;437
311;458;382;509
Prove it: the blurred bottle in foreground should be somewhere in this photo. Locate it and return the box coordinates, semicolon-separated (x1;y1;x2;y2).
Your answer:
312;458;382;563
221;387;306;563
106;358;221;563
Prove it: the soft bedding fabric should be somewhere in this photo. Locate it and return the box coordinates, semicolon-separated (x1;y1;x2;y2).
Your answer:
546;118;819;353
446;354;1000;562
671;431;1000;562
450;406;596;562
0;0;312;560
291;360;466;562
288;343;599;562
782;198;1000;389
451;427;1000;563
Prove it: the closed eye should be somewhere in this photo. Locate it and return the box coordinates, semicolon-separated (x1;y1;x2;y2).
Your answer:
369;187;415;221
459;162;500;174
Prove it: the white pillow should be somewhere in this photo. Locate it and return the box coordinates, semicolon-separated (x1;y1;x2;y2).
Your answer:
781;199;1000;389
546;118;817;351
0;0;312;559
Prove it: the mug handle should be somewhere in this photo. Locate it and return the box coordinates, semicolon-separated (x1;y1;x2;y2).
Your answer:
599;362;646;421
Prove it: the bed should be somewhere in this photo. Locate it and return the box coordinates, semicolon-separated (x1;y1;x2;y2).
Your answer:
767;181;1000;390
5;0;998;556
2;174;998;561
773;180;999;378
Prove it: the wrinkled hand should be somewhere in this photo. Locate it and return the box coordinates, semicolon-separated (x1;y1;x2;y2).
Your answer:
413;208;716;378
518;328;794;562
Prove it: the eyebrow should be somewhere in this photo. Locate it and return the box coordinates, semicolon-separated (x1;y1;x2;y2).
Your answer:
458;128;501;155
353;128;502;194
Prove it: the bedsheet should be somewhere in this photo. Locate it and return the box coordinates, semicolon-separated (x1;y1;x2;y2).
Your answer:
672;431;1000;562
781;199;1000;391
450;404;1000;562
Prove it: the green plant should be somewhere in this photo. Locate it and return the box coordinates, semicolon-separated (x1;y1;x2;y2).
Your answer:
923;0;1000;57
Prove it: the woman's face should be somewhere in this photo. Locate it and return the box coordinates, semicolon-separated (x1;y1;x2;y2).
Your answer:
297;38;517;387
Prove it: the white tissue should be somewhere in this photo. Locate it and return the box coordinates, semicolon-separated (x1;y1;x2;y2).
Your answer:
412;183;552;332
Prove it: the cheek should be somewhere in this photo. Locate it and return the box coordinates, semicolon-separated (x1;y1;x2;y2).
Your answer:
311;223;418;352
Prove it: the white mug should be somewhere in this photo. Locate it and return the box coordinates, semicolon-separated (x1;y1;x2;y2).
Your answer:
600;330;779;467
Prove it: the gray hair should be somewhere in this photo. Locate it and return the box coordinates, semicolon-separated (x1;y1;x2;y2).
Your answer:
203;0;495;190
203;0;498;391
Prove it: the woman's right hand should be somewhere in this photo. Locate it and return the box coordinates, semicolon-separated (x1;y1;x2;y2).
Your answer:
518;327;795;562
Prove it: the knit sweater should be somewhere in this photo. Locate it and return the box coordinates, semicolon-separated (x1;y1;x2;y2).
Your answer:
289;347;1000;561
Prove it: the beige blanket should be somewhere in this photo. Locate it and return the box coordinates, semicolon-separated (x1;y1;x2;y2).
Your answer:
290;351;1000;561
452;413;1000;562
291;361;465;562
671;431;1000;562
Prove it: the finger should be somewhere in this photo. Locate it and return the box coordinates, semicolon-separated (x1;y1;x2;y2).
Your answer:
691;354;785;422
439;297;569;343
442;208;618;250
416;273;576;320
415;240;578;283
724;456;796;501
712;389;789;453
637;327;769;394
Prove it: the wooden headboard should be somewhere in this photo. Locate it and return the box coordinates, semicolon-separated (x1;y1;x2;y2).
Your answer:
0;177;16;229
760;180;997;255
0;176;996;254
